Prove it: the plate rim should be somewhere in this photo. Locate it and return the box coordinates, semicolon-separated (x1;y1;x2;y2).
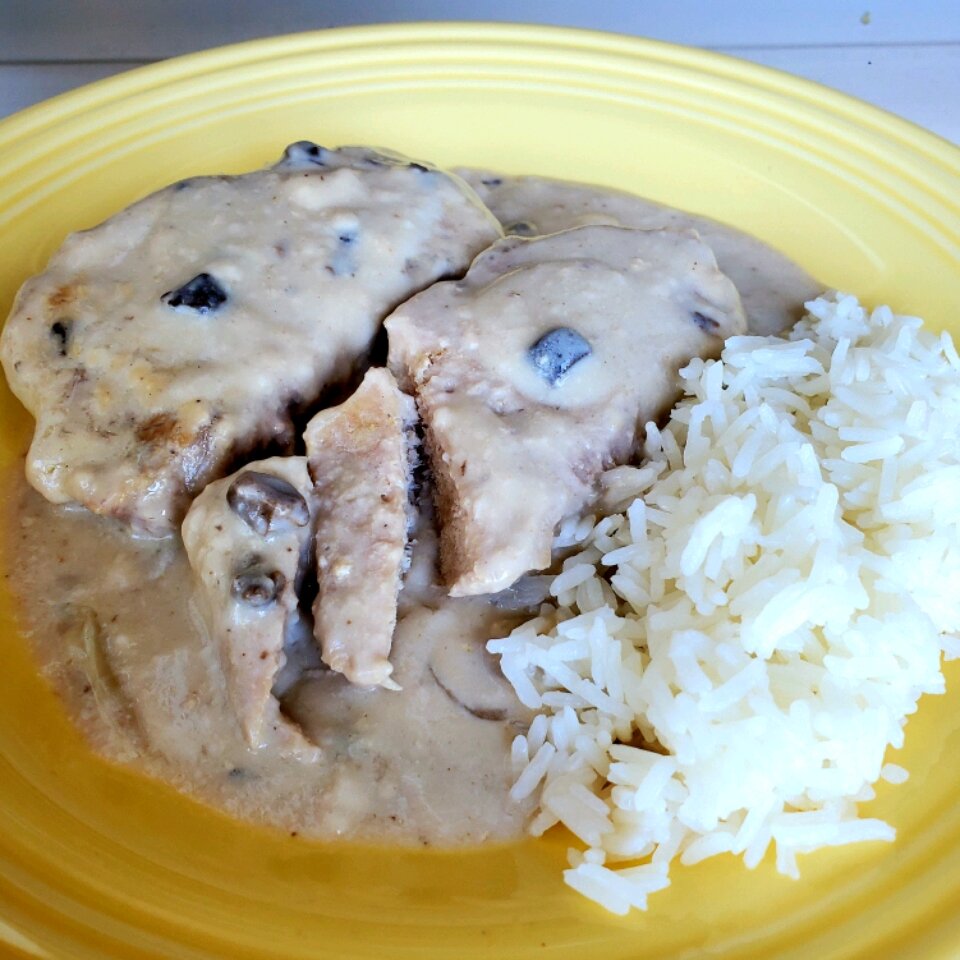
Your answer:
0;21;958;960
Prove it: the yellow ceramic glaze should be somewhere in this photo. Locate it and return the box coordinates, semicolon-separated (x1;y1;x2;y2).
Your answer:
0;24;958;960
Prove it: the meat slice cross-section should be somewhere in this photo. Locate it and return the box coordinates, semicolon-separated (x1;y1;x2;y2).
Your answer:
386;225;748;596
304;368;417;689
181;456;318;759
182;368;417;750
1;143;501;536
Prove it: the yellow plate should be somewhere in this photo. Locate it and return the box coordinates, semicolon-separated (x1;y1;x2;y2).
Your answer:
1;23;959;960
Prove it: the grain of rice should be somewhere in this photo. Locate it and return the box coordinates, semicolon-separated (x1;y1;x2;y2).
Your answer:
881;763;909;785
510;741;555;802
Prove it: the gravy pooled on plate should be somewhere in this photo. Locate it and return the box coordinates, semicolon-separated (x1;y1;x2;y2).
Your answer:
1;147;817;845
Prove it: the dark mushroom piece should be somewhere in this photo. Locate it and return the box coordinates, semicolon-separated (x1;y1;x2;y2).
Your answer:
162;273;228;314
528;326;592;387
279;140;330;167
231;567;286;607
50;320;72;356
504;220;538;237
226;471;310;537
691;310;722;334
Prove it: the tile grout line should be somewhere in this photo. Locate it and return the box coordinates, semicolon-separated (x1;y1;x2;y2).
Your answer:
0;39;958;68
713;39;960;52
0;58;156;66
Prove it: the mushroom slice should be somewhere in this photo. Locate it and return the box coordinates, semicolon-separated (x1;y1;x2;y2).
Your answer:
181;456;318;758
304;368;417;688
226;471;310;537
387;226;747;596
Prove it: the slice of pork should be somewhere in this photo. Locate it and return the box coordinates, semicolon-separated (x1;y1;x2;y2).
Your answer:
181;457;318;758
304;368;417;689
1;143;501;536
386;226;747;596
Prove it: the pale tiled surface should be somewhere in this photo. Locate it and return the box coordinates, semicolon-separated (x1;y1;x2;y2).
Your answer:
1;1;958;144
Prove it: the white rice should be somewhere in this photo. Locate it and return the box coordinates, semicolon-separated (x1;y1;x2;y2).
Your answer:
488;293;960;914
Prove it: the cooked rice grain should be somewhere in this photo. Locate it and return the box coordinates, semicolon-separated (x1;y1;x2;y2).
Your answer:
488;293;960;914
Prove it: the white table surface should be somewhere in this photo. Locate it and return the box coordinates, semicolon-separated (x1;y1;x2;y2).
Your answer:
1;0;958;145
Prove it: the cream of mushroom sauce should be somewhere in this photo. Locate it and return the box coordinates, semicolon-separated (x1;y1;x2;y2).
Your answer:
2;173;818;845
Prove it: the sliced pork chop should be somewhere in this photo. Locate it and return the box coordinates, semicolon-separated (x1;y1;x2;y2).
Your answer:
183;369;416;746
386;226;747;596
460;171;819;336
304;368;417;689
1;142;501;536
182;456;318;758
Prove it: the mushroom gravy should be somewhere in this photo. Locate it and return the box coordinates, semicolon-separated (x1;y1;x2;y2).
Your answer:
2;171;818;845
5;476;535;844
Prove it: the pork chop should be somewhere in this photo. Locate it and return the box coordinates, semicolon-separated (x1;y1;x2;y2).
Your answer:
386;226;747;596
1;143;501;535
460;170;819;336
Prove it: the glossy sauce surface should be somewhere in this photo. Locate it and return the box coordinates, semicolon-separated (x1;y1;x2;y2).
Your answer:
3;172;817;845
